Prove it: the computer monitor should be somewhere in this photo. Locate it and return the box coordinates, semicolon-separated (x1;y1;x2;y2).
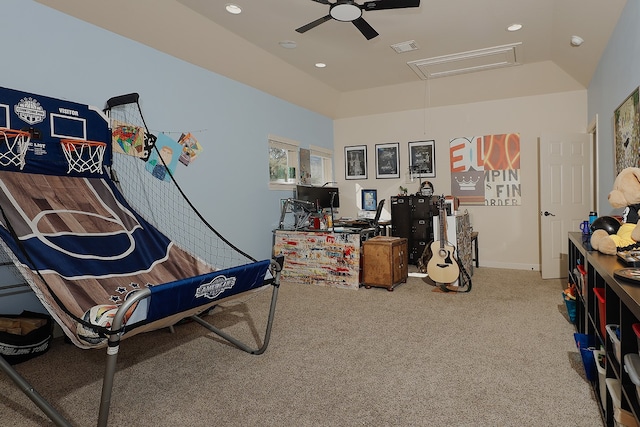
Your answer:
296;185;340;209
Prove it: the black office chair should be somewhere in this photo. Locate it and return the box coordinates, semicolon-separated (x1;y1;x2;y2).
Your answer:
369;199;385;233
361;199;385;242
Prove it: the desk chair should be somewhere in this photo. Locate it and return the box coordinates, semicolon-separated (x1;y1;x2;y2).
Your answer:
360;199;385;242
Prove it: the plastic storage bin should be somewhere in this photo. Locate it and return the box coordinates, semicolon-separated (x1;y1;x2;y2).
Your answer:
606;378;638;427
607;324;621;363
577;263;587;298
594;349;606;408
574;333;596;381
625;353;640;406
563;292;576;324
633;323;640;353
594;287;606;337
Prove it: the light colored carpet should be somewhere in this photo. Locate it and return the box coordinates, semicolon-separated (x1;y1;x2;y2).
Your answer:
1;267;602;426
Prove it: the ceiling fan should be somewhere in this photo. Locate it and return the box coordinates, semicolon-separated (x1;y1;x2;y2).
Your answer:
295;0;421;40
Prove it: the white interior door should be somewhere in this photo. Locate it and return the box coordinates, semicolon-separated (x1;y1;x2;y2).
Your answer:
539;133;592;279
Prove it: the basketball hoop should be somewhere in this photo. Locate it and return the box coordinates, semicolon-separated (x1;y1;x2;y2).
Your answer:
0;127;31;170
60;139;107;174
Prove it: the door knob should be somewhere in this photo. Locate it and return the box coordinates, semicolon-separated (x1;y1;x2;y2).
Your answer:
542;211;555;216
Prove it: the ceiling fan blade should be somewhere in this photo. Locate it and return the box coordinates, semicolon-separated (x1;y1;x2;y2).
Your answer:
296;14;332;34
352;17;378;40
310;0;331;4
362;0;420;11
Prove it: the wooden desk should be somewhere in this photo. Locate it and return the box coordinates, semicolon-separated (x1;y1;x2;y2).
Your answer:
334;219;391;235
273;229;361;290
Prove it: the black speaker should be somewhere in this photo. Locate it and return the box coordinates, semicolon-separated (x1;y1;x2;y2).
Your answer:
409;240;428;264
411;218;430;241
411;196;433;218
391;196;411;238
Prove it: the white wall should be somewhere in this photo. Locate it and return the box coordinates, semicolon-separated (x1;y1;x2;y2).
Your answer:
335;90;587;270
589;0;640;215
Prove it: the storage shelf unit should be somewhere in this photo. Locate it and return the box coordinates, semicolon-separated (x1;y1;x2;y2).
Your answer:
568;232;640;427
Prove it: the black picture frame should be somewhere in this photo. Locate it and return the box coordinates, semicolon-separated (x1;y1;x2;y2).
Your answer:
375;142;400;179
409;140;435;178
614;87;640;176
345;145;367;180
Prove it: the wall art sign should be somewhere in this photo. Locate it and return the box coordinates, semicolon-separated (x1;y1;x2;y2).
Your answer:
450;133;521;206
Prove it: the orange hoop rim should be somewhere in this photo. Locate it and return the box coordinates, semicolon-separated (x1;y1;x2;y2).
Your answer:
0;127;32;138
60;139;107;147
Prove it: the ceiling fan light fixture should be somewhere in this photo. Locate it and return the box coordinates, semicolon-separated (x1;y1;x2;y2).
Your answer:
330;3;362;22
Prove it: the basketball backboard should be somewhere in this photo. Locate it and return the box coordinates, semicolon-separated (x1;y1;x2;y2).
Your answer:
0;86;111;177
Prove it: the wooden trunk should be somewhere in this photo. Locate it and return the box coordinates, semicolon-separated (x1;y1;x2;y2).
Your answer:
362;236;408;291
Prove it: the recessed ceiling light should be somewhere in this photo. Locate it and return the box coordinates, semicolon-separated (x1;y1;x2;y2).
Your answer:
571;35;584;47
225;4;242;14
315;63;327;68
507;23;523;32
279;40;297;49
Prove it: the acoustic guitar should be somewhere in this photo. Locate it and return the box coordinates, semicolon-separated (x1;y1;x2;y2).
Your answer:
426;196;460;284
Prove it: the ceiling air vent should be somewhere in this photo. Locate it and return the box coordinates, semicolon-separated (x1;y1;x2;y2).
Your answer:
407;42;523;79
391;40;419;54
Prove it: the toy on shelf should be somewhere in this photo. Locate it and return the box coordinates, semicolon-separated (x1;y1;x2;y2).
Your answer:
591;167;640;255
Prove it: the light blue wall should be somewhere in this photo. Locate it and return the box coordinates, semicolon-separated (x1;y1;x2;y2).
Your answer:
2;1;332;258
0;1;332;312
588;0;640;214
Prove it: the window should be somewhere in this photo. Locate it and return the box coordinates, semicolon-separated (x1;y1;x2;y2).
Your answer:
269;135;299;189
309;145;333;186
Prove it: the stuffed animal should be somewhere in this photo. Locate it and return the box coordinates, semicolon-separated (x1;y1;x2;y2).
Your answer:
591;167;640;255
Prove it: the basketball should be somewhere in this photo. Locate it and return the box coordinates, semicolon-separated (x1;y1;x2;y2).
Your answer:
76;304;118;345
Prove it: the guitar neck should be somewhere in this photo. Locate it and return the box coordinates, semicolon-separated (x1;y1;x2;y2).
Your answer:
438;196;446;247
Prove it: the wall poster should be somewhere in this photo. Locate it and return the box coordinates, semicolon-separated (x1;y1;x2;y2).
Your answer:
375;142;400;179
408;140;435;178
345;145;367;180
450;133;521;206
614;87;640;176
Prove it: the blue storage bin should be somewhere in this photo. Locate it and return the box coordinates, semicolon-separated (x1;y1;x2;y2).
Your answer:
563;292;576;323
574;333;596;381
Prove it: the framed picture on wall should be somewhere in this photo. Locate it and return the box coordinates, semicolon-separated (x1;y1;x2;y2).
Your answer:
345;145;367;180
361;189;377;211
408;140;435;178
614;87;640;176
375;142;400;179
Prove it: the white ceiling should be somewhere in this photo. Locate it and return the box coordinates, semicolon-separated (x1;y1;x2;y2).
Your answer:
175;0;626;91
36;0;627;117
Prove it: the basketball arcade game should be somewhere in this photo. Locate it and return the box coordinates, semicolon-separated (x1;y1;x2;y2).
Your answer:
0;86;283;426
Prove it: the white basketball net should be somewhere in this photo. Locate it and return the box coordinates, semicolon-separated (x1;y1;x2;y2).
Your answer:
0;128;30;170
60;140;106;174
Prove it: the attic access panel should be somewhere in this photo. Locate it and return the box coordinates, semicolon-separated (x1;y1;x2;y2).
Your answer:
408;42;523;79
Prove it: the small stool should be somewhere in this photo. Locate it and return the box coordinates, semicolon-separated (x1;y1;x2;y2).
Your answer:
471;231;479;268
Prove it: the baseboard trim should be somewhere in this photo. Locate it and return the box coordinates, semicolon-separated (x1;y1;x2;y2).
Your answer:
477;261;540;271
